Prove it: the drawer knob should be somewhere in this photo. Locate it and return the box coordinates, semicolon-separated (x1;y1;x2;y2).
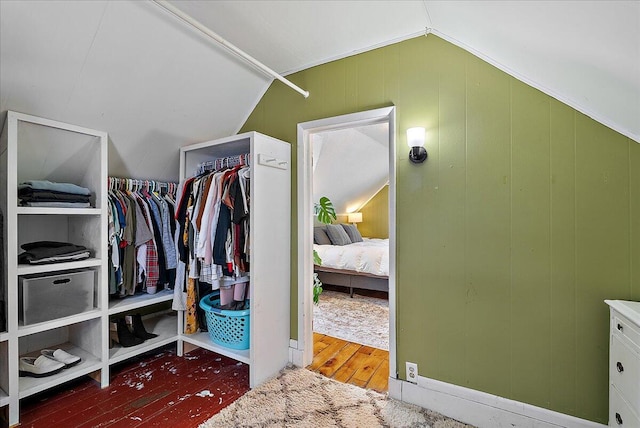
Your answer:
617;362;624;373
616;412;623;425
617;323;623;332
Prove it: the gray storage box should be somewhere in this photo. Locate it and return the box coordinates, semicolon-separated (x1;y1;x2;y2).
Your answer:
19;270;95;325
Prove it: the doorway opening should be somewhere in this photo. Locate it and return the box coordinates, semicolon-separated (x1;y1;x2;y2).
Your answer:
296;107;397;388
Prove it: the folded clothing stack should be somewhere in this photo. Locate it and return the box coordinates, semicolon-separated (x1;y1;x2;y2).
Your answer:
18;241;91;265
19;180;92;208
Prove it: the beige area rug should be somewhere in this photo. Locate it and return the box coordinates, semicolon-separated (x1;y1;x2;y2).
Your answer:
313;290;389;350
200;366;474;428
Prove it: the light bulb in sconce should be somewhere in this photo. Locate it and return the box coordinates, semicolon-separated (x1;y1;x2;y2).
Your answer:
407;127;427;164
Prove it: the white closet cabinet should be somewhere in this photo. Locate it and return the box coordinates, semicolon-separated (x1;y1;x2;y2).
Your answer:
605;300;640;427
0;111;108;426
177;131;290;389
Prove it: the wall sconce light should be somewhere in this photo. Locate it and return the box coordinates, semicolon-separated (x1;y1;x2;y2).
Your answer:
347;212;363;225
407;127;427;164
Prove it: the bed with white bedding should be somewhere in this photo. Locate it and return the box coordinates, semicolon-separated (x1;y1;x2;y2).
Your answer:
314;238;389;296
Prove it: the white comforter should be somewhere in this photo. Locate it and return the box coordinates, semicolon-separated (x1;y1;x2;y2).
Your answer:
314;238;389;277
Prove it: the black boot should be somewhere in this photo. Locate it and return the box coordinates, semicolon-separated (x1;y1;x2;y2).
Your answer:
112;318;144;347
131;314;158;340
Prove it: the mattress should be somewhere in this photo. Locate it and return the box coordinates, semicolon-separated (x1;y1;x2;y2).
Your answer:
313;238;389;277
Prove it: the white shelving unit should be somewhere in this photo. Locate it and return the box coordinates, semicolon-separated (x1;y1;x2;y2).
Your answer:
0;111;108;426
0;112;182;426
177;131;291;388
107;288;174;315
0;339;8;409
16;258;103;276
108;312;177;365
107;289;178;365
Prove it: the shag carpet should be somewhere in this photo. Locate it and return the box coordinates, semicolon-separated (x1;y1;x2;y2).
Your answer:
199;366;474;428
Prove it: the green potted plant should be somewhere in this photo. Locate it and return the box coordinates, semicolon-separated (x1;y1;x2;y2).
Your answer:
313;196;336;304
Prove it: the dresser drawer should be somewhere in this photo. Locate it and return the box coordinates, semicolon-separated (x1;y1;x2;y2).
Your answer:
612;312;640;353
611;335;640;413
610;386;640;427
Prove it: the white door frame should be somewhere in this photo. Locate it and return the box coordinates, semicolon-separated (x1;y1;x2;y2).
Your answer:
296;106;397;379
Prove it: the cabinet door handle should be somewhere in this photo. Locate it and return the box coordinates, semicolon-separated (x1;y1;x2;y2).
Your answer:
615;412;623;425
617;362;624;372
617;323;623;332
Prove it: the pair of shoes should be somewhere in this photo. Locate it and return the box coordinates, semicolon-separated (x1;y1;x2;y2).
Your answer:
19;355;64;377
110;314;157;348
19;348;83;377
130;314;158;340
41;348;82;368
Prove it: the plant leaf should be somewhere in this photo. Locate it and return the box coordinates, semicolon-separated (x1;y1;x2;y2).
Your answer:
314;196;336;225
313;250;322;265
313;273;323;305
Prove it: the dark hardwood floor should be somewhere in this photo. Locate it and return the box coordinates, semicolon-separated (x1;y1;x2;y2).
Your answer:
18;346;249;428
16;316;389;427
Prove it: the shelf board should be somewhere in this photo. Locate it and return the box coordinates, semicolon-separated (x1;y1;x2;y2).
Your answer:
19;344;102;399
18;309;102;338
0;331;8;343
16;207;101;215
108;289;174;315
17;258;102;275
180;332;250;364
0;388;9;408
108;313;178;365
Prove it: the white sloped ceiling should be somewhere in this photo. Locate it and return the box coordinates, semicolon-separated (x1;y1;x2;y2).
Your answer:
1;1;637;186
313;124;389;216
0;0;270;182
425;0;640;143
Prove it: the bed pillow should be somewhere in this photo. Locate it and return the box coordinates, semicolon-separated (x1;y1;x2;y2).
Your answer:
341;223;363;243
325;224;352;246
313;227;332;245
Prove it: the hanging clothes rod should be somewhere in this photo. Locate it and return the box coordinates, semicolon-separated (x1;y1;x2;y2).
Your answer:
108;177;178;196
195;153;250;175
151;0;310;99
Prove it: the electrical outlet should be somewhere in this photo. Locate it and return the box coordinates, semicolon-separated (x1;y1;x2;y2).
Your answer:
406;361;418;384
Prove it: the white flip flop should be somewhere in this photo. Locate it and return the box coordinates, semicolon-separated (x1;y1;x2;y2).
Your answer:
19;355;65;377
41;349;82;368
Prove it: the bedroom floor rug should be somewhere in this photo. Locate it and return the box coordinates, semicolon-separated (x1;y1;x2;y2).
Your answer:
313;290;389;350
199;366;473;428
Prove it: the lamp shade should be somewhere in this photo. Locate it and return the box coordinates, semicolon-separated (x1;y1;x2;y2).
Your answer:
406;127;425;148
347;212;363;223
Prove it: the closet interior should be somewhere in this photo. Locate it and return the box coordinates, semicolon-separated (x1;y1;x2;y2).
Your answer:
0;112;292;426
106;176;179;365
175;132;291;388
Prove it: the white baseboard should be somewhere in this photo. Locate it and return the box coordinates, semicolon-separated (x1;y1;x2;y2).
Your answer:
395;375;607;428
288;340;304;367
388;377;402;400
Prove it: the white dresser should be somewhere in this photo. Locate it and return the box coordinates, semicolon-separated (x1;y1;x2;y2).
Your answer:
605;300;640;427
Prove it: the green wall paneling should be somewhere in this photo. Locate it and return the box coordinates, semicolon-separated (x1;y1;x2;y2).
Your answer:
239;34;639;424
432;36;467;387
549;99;578;415
462;54;513;398
510;79;553;408
575;114;630;421
632;142;640;301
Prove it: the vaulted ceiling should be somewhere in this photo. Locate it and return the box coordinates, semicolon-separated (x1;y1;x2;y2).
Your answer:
1;1;638;182
313;123;389;216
